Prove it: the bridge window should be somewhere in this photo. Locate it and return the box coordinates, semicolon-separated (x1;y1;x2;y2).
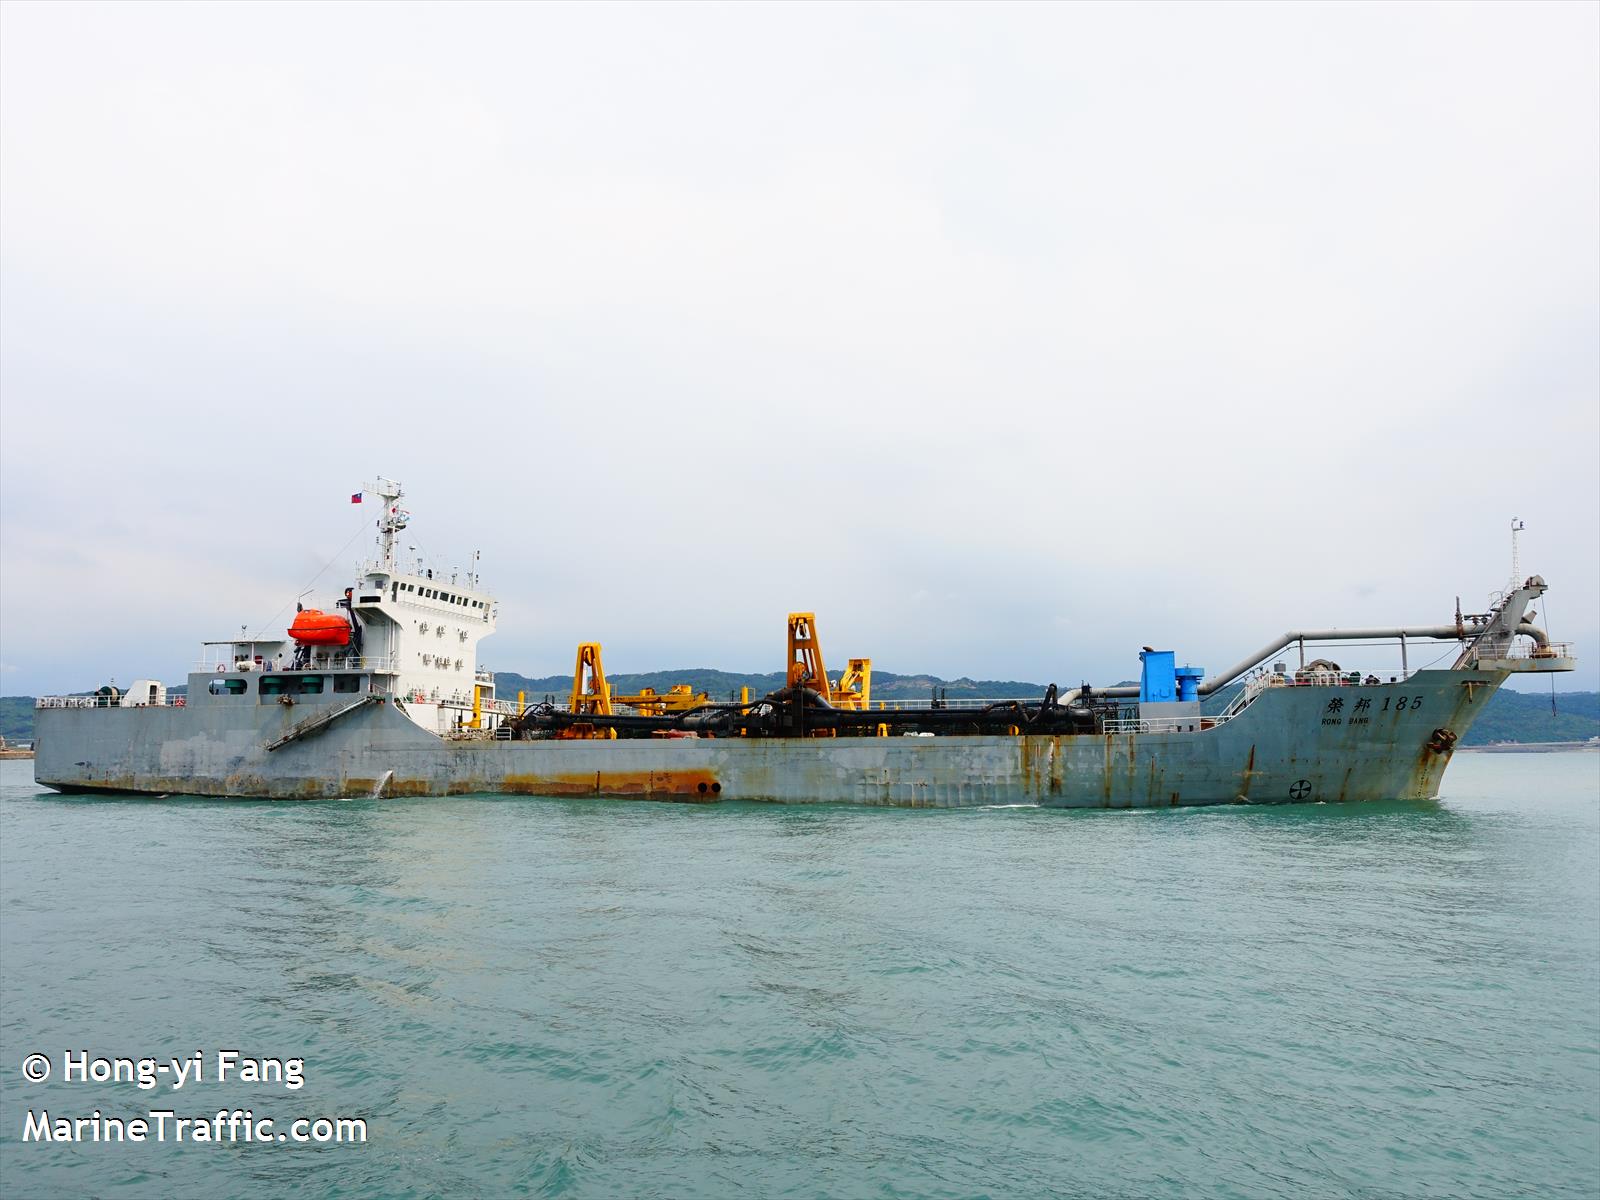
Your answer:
259;675;325;696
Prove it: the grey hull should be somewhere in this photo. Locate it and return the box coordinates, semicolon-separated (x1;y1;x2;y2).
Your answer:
33;670;1504;807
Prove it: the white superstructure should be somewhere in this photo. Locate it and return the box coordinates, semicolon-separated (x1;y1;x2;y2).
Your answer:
206;477;503;734
345;478;498;731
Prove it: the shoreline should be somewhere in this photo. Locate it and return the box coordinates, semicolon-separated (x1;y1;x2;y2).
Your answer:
1458;742;1599;753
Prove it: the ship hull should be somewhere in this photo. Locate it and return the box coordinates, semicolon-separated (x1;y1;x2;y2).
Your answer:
32;670;1506;807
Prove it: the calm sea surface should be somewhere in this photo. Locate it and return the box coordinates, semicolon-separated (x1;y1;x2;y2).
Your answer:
1;754;1596;1199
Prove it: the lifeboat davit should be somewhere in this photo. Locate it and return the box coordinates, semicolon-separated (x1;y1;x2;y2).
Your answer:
288;609;351;646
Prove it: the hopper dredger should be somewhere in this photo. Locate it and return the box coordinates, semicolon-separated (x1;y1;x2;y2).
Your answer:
33;483;1578;806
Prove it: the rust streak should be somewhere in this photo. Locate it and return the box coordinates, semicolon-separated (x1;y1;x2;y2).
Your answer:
499;771;722;802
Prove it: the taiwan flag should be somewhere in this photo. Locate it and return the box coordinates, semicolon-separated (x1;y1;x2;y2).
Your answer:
351;492;363;504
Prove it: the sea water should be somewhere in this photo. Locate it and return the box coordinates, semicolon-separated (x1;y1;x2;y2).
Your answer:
1;753;1596;1199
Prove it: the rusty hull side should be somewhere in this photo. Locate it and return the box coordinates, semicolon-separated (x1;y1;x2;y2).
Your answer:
34;671;1504;807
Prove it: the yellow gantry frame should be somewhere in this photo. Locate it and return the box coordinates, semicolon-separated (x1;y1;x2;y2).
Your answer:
562;620;867;741
835;658;872;711
570;643;612;716
787;613;828;694
787;612;871;710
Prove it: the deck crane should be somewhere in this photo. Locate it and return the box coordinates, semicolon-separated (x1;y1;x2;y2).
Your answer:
564;642;617;739
786;613;872;711
609;685;711;716
570;643;612;716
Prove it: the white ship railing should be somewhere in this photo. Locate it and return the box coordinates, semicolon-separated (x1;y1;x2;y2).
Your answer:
431;697;521;715
1220;660;1441;718
398;693;522;714
867;697;1042;712
1470;640;1573;660
193;655;403;673
42;687;516;716
37;695;189;709
1102;714;1235;734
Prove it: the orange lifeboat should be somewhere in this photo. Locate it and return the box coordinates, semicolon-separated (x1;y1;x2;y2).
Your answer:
288;609;351;646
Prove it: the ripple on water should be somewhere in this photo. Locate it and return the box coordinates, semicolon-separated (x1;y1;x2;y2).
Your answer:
1;755;1597;1200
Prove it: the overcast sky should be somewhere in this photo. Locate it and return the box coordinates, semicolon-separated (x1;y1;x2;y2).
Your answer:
2;1;1596;697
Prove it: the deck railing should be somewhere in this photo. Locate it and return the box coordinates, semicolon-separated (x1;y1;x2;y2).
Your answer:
1472;639;1573;660
1101;713;1235;735
193;655;403;673
37;695;187;709
860;697;1041;712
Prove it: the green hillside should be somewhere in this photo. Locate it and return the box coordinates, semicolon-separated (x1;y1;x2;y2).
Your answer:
1456;688;1599;745
0;696;35;744
491;669;1050;706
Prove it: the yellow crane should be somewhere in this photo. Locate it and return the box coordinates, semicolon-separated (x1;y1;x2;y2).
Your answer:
570;643;612;715
564;642;617;738
787;612;871;711
835;657;872;711
610;684;711;716
559;619;869;741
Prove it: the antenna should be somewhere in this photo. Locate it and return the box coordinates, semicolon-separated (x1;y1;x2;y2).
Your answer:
1509;518;1525;594
366;477;407;571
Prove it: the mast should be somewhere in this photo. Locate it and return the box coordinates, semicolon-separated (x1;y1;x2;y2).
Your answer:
370;477;408;572
1508;518;1525;594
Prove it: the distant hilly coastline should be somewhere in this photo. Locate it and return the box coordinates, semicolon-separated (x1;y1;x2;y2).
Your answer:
490;668;1058;706
2;679;1595;749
